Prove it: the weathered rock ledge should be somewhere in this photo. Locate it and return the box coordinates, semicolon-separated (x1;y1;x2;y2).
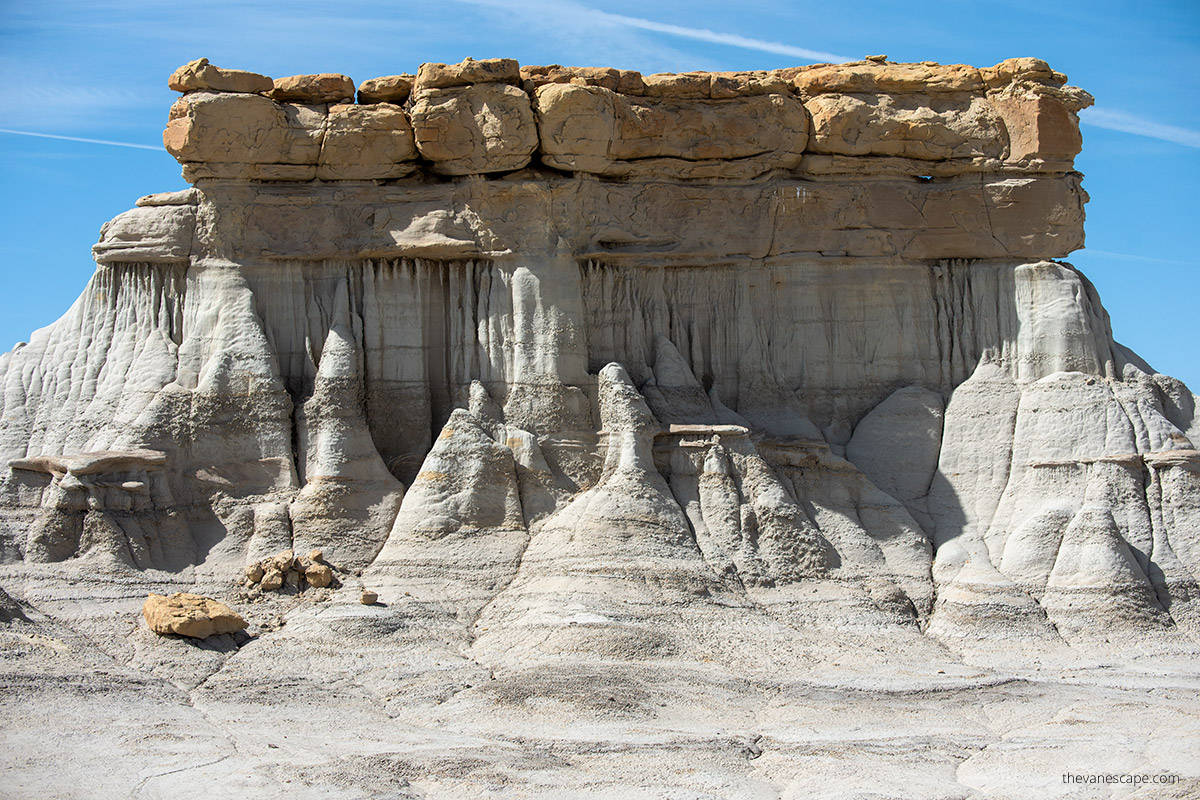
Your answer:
163;55;1090;182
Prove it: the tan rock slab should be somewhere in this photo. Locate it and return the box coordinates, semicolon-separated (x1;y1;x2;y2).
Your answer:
993;94;1084;162
415;57;520;91
91;204;195;264
805;92;1007;161
143;593;248;639
410;83;536;175
528;68;786;99
163;91;324;179
270;73;356;103
135;188;199;207
562;172;1083;261
535;83;808;178
709;71;791;98
788;61;985;95
642;72;711;99
319;103;419;180
980;57;1066;89
357;74;414;104
168;58;273;94
9;449;167;477
521;65;621;93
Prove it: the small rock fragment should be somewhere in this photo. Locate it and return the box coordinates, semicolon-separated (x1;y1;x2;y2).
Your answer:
306;563;333;588
360;590;378;605
270;549;295;572
357;75;414;104
247;548;338;593
616;70;645;94
143;592;247;639
245;562;265;583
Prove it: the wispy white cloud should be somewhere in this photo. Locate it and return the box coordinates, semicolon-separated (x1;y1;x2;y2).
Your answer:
1081;107;1200;149
581;11;850;63
0;128;161;151
456;0;850;63
1077;249;1192;266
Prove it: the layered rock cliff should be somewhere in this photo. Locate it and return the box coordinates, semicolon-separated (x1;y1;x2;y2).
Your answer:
3;54;1200;799
1;54;1196;655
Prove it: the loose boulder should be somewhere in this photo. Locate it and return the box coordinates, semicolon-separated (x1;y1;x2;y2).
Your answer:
168;58;273;94
143;593;248;639
270;73;356;103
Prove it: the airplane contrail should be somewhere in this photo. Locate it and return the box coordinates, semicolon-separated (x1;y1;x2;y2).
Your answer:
1080;108;1200;150
592;12;851;63
0;128;161;151
456;0;851;63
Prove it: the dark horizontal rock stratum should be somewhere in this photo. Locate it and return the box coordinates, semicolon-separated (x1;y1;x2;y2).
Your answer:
0;55;1197;798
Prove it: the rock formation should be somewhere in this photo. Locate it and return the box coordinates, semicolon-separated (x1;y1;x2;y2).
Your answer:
0;55;1197;797
143;592;248;639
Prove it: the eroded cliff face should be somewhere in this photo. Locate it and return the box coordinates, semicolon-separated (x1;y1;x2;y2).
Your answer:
0;55;1196;660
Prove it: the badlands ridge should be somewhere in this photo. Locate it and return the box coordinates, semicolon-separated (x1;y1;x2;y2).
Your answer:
0;56;1197;798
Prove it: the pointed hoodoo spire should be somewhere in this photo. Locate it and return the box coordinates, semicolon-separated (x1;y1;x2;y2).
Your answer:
641;334;716;425
288;319;405;568
599;362;663;479
386;407;524;541
1040;504;1172;641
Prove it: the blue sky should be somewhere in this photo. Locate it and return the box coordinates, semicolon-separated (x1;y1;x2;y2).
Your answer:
1;0;1197;389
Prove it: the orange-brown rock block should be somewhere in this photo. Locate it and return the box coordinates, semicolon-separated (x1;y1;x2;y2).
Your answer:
164;91;323;180
415;57;520;92
158;55;1092;187
980;57;1067;89
163;91;419;181
320;103;418;180
143;593;248;639
805;92;1007;161
709;71;792;98
994;94;1086;162
521;64;623;92
641;71;712;99
534;83;808;178
169;58;273;94
305;562;333;588
788;60;985;95
410;83;537;175
357;74;415;104
270;73;356;103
